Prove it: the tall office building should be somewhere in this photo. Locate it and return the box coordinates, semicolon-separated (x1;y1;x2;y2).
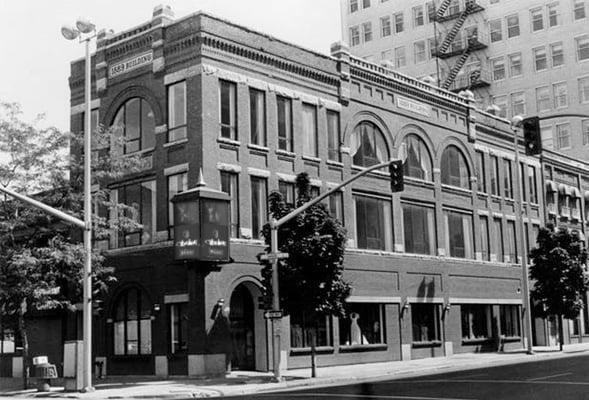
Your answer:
340;0;589;160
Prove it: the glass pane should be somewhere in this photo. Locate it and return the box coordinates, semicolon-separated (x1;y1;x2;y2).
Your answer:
141;100;155;149
141;181;155;244
127;289;138;319
140;319;152;354
114;322;125;355
125;98;140;140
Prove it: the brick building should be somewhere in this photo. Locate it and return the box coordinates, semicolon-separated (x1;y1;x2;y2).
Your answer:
1;5;588;378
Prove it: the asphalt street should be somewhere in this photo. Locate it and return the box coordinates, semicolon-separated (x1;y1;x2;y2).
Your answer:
225;353;589;400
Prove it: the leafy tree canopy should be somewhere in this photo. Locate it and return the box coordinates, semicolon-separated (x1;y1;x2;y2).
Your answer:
260;172;351;317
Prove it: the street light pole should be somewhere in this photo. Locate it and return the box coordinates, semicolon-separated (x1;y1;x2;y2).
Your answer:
62;19;96;392
512;116;534;355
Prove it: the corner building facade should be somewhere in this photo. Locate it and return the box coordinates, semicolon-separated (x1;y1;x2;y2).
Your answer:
64;6;547;376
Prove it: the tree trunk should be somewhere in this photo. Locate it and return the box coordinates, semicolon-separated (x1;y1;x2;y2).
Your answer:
17;300;29;390
558;314;564;352
310;330;317;378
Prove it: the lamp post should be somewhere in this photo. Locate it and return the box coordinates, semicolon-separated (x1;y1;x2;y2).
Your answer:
511;115;535;355
62;18;96;392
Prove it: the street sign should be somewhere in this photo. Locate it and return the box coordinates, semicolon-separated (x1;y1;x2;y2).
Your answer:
264;310;283;319
259;252;289;263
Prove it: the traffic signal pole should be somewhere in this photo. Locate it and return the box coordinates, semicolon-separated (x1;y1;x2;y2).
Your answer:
265;157;404;381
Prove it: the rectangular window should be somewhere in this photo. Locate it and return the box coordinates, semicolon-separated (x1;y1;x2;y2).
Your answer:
302;104;318;157
428;38;437;59
492;58;505;81
536;86;552;112
550;42;564;67
118;180;156;247
350;0;358;13
479;216;490;261
494;218;504;262
221;171;239;238
534;47;548;71
508;53;522;77
413;5;424;26
402;203;435;255
506;220;517;263
219;80;237;140
327;191;344;222
381;16;391;37
277;96;293;152
394;12;404;33
167;172;188;234
490;155;500;195
412;303;441;343
444;210;474;259
500;305;521;337
461;304;492;340
169;303;188;353
520;163;527;203
354;194;392;251
547;3;559;27
339;303;385;345
350;26;360;46
574;0;587;20
511;92;525;117
580;77;589;103
167;81;187;142
249;88;266;146
576;36;589;61
490;19;502;42
362;0;370;8
251;176;267;239
290;311;332;348
528;165;538;203
426;1;436;23
506;14;520;38
381;50;392;60
503;159;513;198
492;96;507;118
362;22;373;42
476;151;486;192
583;119;589;145
414;40;426;63
556;123;571;149
553;82;568;108
327;110;341;162
278;180;296;206
530;8;544;31
448;0;460;14
395;46;406;68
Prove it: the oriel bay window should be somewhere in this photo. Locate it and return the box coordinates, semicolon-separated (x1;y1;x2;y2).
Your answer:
112;98;156;154
354;194;392;251
113;287;152;355
444;210;474;258
118;180;156;247
339;303;385;346
351;122;388;167
402;202;435;255
290;310;332;348
411;303;441;343
167;81;187;142
441;145;470;189
403;134;432;181
461;304;492;340
219;80;237;140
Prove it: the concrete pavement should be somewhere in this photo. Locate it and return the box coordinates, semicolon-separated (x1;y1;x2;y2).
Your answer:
2;343;589;399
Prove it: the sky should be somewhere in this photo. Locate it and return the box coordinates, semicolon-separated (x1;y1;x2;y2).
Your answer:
0;0;342;131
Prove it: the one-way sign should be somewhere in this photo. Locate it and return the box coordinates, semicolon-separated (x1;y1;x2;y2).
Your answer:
264;310;283;319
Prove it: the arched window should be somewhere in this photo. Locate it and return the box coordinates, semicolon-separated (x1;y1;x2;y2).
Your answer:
351;122;389;167
112;98;156;154
441;145;470;189
402;134;433;181
113;287;152;355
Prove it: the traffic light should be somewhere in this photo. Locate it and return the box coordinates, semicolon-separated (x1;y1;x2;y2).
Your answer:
389;159;404;192
522;116;541;156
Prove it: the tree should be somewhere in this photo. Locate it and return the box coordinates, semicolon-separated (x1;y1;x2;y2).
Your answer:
529;224;589;351
260;172;351;375
0;101;145;387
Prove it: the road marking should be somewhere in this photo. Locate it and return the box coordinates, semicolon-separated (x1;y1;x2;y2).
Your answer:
527;372;572;381
395;379;589;386
264;393;477;400
459;373;488;379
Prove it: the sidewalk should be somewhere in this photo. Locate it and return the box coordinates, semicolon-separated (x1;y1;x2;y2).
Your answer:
2;343;589;399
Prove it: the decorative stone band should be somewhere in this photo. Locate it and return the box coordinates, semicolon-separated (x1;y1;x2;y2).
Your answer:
276;172;296;183
247;167;270;178
216;162;242;173
164;163;188;176
448;297;522;305
346;296;401;303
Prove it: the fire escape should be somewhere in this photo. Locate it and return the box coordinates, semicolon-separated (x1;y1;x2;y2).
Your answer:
433;0;490;92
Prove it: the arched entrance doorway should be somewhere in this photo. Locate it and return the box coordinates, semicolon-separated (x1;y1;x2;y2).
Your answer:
229;284;255;370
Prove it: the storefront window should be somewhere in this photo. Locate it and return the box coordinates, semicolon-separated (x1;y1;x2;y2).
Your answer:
500;305;521;337
461;304;492;340
113;287;152;355
411;303;441;343
339;303;385;345
290;311;332;348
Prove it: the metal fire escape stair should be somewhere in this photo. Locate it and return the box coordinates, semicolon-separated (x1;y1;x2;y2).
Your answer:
442;48;471;89
436;5;472;55
435;0;453;19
